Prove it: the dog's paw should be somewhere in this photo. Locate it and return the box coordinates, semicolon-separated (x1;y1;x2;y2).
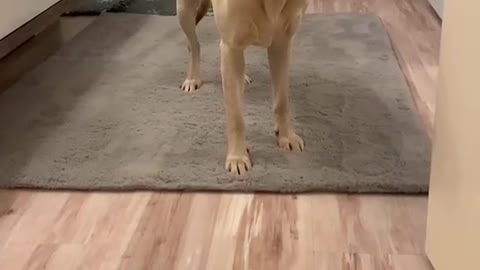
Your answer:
180;78;202;92
244;74;253;85
276;131;305;152
225;148;252;176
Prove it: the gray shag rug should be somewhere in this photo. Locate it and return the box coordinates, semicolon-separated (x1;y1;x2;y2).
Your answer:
0;13;431;193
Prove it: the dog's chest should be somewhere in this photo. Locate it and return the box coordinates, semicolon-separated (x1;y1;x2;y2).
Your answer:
252;0;307;46
213;0;307;47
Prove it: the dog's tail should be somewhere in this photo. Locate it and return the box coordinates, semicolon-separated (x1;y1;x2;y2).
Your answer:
195;0;211;25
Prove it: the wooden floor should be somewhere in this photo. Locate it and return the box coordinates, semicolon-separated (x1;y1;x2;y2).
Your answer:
0;0;440;269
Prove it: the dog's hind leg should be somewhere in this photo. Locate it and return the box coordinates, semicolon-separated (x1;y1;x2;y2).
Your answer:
244;74;253;85
177;0;204;92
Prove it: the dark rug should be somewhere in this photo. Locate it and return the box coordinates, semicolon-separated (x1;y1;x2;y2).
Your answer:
0;13;431;193
65;0;177;15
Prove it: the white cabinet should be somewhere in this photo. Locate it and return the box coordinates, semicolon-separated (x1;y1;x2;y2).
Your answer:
426;1;480;269
0;0;62;40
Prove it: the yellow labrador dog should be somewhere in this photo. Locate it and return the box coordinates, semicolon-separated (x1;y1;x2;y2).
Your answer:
177;0;307;175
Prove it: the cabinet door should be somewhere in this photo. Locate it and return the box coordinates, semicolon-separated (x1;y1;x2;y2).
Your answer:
0;0;61;39
426;1;480;269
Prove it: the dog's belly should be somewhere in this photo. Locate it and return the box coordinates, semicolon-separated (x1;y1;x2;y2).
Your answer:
212;0;307;48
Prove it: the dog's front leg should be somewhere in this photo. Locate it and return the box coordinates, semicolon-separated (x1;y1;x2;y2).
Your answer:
220;41;252;175
268;35;305;151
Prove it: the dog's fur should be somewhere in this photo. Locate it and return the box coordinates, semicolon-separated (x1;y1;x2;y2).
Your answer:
177;0;307;175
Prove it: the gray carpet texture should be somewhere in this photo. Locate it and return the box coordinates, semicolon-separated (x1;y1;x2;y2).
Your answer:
0;13;431;193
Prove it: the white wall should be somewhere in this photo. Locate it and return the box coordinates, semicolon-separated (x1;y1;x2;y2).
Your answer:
0;0;61;40
425;0;480;269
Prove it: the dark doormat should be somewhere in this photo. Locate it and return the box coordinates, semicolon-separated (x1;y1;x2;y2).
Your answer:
64;0;177;16
0;13;431;193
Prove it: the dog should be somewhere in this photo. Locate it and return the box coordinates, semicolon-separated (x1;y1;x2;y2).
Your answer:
177;0;307;175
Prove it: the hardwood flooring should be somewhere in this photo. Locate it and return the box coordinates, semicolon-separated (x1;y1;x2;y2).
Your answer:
0;192;430;269
0;0;440;269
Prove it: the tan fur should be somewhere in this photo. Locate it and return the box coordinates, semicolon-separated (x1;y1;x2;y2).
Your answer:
177;0;307;175
195;0;210;25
